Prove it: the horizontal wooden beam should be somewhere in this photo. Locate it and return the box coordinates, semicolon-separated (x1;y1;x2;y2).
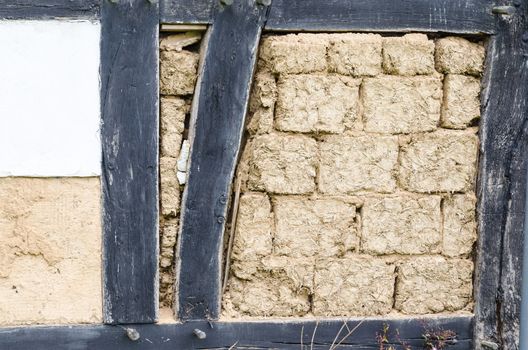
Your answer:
0;0;99;19
161;0;214;24
265;0;496;33
161;0;497;34
0;316;472;349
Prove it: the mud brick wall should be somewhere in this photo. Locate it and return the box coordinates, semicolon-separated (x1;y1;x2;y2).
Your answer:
159;32;200;308
222;34;485;318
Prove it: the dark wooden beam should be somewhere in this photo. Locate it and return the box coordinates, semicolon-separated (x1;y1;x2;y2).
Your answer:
160;0;496;34
176;0;270;321
100;0;159;324
161;0;215;24
495;2;528;348
265;0;496;33
0;0;99;19
0;316;472;350
474;3;528;349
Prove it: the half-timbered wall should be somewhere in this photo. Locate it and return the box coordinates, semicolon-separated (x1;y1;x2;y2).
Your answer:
223;33;484;319
159;32;201;310
0;20;102;326
0;1;526;349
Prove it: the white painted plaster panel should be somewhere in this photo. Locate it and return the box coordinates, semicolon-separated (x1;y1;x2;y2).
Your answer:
0;20;101;177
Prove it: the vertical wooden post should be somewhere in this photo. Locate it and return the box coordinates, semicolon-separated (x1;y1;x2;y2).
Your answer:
176;0;269;321
101;0;160;324
474;4;528;348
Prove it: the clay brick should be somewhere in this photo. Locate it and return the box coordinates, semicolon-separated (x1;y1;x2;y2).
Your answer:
160;97;188;157
160;32;201;52
247;108;274;136
328;33;382;77
247;72;276;135
441;74;481;129
232;193;273;262
443;194;477;257
398;130;479;193
276;74;361;134
160;156;180;217
159;273;174;309
435;37;485;75
160;50;199;95
361;195;442;255
362;75;442;133
0;178;101;325
223;257;313;317
395;256;473;314
259;34;328;74
249;72;277;111
160;219;178;268
247;134;317;194
274;197;359;258
382;34;435;76
318;135;398;194
313;256;395;316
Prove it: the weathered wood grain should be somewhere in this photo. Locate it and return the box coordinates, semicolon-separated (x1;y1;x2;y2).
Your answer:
175;0;270;321
265;0;495;33
0;0;99;19
474;3;528;349
101;0;159;324
160;0;496;34
0;316;472;349
161;0;214;24
496;4;528;346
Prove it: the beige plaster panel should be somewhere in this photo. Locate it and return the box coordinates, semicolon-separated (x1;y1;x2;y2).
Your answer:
0;177;101;325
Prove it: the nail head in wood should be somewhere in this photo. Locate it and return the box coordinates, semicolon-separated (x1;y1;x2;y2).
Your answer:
193;328;207;340
492;6;515;15
125;328;140;341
